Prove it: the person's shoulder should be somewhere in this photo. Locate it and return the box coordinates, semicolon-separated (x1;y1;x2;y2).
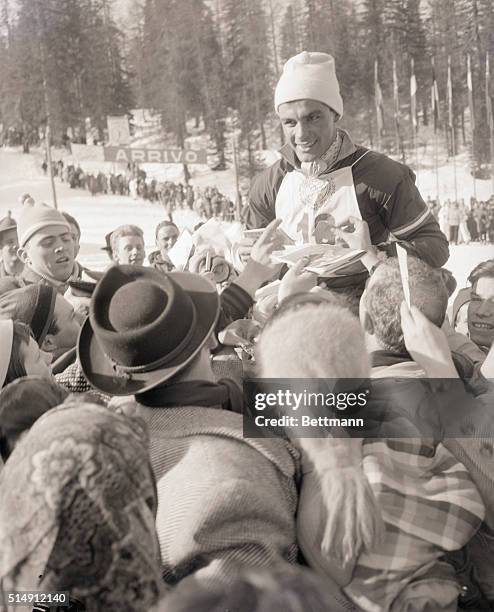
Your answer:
0;275;22;296
345;147;415;194
249;155;292;198
150;406;299;476
351;147;414;192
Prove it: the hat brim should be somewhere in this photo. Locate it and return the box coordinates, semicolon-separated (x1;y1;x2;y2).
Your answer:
78;271;220;396
0;224;17;237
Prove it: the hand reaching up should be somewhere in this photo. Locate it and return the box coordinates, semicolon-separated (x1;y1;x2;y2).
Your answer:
400;302;458;378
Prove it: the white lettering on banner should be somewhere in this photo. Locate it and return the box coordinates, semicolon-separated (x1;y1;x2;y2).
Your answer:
185;150;198;163
131;150;146;162
147;150;162;163
115;149;129;163
103;146;207;164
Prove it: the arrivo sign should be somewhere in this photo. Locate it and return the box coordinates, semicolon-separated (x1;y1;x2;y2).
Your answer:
103;146;208;165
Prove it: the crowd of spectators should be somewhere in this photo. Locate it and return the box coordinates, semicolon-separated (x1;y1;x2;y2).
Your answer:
0;198;493;611
427;196;494;245
42;158;237;222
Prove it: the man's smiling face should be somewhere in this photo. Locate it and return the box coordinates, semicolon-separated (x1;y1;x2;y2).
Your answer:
468;276;494;349
278;99;337;163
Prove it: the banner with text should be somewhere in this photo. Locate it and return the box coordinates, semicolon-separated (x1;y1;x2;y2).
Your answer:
103;146;207;165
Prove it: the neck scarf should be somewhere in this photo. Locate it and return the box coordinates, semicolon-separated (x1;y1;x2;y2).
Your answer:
0;402;165;612
136;378;243;413
27;259;77;293
298;128;344;180
296;130;345;239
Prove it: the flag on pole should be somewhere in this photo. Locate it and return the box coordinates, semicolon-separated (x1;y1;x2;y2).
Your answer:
374;60;384;136
447;55;454;129
467;54;475;132
393;59;400;131
431;58;440;132
410;58;417;132
486;53;493;134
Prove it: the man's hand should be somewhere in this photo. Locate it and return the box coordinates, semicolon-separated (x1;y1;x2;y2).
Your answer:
481;342;494;379
278;257;318;303
250;218;285;265
237;222;294;264
335;217;381;272
233;220;284;297
400;301;458;378
236;236;256;265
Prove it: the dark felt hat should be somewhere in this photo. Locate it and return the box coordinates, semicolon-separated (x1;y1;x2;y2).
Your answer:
101;231;113;260
78;265;220;395
0;215;17;238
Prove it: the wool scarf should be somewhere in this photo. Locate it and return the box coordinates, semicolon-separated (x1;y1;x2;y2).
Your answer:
136;378;244;413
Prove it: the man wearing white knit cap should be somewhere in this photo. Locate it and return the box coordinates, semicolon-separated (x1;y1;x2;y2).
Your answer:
243;51;448;302
0;204;79;296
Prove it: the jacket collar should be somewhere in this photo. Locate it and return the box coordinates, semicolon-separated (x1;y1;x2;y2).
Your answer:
371;349;413;368
279;128;358;171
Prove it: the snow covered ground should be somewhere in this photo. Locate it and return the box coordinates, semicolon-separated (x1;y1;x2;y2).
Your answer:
0;146;493;300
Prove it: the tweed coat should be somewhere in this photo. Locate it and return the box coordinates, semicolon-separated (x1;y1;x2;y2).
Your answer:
136;404;300;585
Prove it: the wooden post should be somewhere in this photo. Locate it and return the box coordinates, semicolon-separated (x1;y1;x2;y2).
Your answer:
45;126;58;209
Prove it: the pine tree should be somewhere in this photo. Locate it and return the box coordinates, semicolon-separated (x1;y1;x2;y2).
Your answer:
0;0;132;142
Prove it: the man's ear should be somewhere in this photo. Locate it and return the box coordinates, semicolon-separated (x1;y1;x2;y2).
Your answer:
17;247;30;264
362;310;375;335
41;334;56;352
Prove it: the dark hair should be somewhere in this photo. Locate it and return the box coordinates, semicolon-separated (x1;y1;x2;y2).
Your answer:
155;220;179;241
266;290;350;330
438;268;457;298
4;322;31;387
47;314;59;336
61;211;81;239
468;259;494;287
0;376;67;461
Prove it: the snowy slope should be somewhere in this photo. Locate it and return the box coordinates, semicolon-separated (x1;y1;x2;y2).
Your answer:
0;147;493;300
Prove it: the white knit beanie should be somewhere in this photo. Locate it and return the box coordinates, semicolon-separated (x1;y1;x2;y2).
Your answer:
18;204;71;248
274;51;343;118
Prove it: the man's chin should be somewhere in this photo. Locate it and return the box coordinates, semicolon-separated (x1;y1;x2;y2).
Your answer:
52;263;74;281
296;150;318;162
469;327;494;350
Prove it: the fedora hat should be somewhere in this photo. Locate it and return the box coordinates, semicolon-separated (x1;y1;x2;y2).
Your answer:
0;215;17;238
78;265;219;395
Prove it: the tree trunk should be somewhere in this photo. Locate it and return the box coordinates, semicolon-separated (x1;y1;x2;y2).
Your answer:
247;131;254;178
260;121;267;150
